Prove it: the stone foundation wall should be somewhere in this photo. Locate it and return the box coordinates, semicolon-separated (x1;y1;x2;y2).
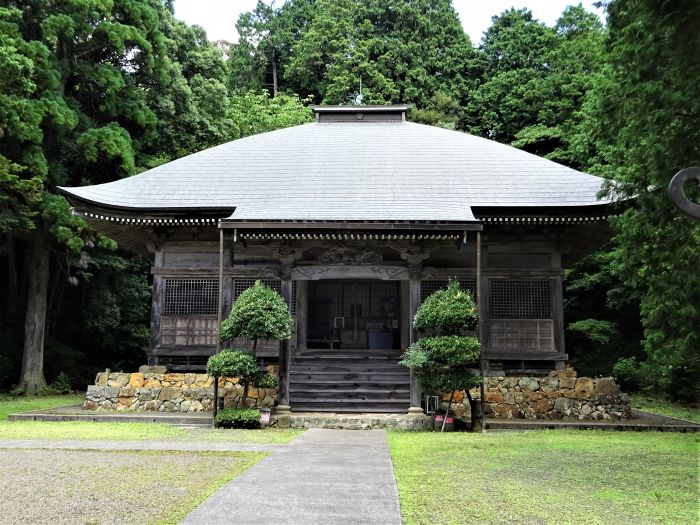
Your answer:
83;366;278;412
444;368;630;421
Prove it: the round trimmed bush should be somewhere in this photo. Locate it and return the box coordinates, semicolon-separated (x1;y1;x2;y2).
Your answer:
221;280;293;345
207;349;258;378
413;281;477;335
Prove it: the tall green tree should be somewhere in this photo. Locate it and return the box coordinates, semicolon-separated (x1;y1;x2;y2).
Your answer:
462;5;605;169
586;0;700;401
232;0;475;107
228;0;315;96
0;0;171;393
512;5;605;166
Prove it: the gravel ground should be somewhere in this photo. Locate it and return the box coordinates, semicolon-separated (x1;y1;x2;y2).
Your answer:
0;449;264;525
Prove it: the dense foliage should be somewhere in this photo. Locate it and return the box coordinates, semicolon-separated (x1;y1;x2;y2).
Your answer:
214;407;261;429
1;0;697;403
0;1;309;393
220;281;294;351
401;281;481;395
564;0;700;402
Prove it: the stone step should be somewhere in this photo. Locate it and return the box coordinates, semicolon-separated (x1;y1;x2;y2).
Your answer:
274;413;431;430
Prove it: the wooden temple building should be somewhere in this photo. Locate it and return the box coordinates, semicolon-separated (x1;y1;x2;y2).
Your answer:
60;105;612;414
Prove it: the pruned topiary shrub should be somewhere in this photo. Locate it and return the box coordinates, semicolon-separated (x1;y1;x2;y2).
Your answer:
220;280;293;352
400;280;481;430
215;407;261;429
206;349;277;408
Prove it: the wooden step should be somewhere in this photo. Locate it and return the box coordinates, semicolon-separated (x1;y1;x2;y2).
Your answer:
299;349;402;356
293;357;404;365
289;380;409;389
290;400;410;413
290;363;407;372
290;391;409;401
289;372;410;383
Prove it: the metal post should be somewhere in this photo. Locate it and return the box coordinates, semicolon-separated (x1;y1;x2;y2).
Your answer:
477;230;486;433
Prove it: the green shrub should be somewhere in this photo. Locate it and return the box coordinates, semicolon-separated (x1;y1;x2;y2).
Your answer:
207;349;258;379
415;336;480;366
215;407;261;429
613;357;642;390
401;280;481;400
253;370;278;389
48;372;73;394
413;281;477;335
420;368;481;393
206;350;278;407
221;281;293;348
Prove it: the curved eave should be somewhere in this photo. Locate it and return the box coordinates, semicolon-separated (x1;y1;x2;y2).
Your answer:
473;202;616;225
59;186;236;216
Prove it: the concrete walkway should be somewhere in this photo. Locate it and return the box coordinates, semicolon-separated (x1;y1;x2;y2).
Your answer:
180;428;402;525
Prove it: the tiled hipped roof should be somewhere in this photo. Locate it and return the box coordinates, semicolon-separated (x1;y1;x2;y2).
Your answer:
60;111;611;224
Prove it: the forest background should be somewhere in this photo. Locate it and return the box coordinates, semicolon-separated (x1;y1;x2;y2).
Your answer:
0;0;697;403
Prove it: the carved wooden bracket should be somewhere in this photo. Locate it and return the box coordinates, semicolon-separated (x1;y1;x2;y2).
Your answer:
399;246;432;279
274;243;299;280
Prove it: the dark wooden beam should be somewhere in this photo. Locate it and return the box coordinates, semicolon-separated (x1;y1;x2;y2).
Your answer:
220;221;483;231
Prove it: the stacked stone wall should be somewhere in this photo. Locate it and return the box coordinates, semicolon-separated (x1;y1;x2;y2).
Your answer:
83;366;278;412
445;368;630;421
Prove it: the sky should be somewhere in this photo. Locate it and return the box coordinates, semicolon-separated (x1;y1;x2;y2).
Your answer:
173;0;605;45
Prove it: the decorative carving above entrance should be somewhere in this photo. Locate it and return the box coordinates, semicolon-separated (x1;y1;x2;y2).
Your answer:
317;245;383;265
292;265;408;281
231;266;280;279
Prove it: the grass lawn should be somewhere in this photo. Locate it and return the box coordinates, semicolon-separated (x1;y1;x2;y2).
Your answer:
389;430;699;525
630;393;700;424
0;394;302;443
0;448;265;525
0;393;84;420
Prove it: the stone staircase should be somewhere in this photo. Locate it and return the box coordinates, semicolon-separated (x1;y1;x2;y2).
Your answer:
289;349;411;413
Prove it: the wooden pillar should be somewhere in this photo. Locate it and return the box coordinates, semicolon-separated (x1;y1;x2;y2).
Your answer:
407;275;423;414
400;280;410;350
221;245;233;318
477;231;486;431
215;228;224;355
296;280;308;351
551;274;566;371
149;249;165;366
277;278;293;409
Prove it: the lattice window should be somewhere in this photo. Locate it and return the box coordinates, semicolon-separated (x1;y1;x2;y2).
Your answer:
163;278;219;315
489;280;551;319
420;279;477;303
233;279;297;315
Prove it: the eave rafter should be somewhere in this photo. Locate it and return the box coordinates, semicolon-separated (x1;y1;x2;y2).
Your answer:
76;209;219;226
481;215;609;225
